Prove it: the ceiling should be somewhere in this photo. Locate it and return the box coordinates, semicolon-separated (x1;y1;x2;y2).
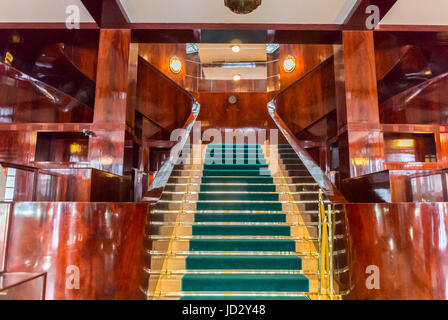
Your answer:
0;0;94;22
379;0;448;26
198;44;267;63
0;0;447;27
118;0;358;24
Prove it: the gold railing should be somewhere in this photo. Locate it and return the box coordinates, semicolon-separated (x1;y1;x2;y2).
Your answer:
318;189;338;300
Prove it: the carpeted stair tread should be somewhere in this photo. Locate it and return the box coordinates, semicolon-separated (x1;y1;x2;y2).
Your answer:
181;274;309;292
196;202;282;211
189;239;296;251
195;213;286;222
202;176;273;184
186;255;302;270
198;193;279;201
204;164;268;170
192;225;291;236
202;169;271;177
200;184;276;192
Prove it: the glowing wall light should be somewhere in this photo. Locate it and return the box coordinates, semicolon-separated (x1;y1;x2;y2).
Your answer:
283;55;296;73
233;74;241;81
231;45;241;53
169;56;182;74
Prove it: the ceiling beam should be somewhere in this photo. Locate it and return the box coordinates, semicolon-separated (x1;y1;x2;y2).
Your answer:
81;0;130;28
344;0;398;30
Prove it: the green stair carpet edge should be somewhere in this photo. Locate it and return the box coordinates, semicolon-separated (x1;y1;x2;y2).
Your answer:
196;202;282;211
181;274;309;292
192;225;291;236
189;239;296;252
194;213;286;223
198;193;279;201
185;255;302;270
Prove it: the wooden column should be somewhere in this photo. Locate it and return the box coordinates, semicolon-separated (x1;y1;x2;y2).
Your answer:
335;31;385;179
88;29;137;175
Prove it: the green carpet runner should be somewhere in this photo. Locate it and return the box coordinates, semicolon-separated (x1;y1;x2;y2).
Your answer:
180;144;310;300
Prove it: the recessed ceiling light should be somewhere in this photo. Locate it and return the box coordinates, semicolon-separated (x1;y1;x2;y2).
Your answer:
233;74;241;81
283;55;296;73
231;45;241;53
169;56;182;74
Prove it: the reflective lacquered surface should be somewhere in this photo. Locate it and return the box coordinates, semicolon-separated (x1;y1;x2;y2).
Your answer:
0;272;46;300
344;203;448;300
3;202;148;299
0;62;93;123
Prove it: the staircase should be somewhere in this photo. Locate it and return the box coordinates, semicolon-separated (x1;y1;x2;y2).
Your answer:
144;143;326;300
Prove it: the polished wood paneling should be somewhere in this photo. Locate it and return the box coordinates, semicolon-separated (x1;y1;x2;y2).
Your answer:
31;43;96;107
0;131;36;165
342;31;379;125
278;44;333;90
139;43;187;89
88;129;126;175
4;202;148;299
0;62;93;123
342;169;447;203
198;92;275;133
380;73;448;124
275;57;336;135
93;29;131;124
88;29;132;175
137;57;193;132
0;273;46;300
344;202;448;300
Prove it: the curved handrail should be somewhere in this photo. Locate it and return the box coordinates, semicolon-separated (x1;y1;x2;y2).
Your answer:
142;100;200;202
268;100;346;203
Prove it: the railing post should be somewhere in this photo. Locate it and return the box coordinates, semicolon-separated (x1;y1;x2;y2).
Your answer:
318;189;323;299
328;204;334;300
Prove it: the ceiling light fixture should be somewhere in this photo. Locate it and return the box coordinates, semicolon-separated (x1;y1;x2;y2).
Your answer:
283;55;296;73
169;56;182;74
233;74;241;81
231;45;241;53
225;0;262;14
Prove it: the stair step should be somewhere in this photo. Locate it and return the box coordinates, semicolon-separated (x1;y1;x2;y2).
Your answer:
198;193;279;201
185;255;302;270
192;225;291;236
200;184;276;192
196;201;282;211
204;164;268;170
190;239;296;251
202;176;274;184
195;213;287;222
202;169;271;176
181;274;309;292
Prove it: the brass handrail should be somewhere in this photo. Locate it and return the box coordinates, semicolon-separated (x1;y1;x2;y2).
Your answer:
142;101;200;202
318;189;337;300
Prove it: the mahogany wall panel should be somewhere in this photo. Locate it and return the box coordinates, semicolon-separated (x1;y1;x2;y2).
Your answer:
4;202;148;299
0;62;93;123
278;44;333;90
139;43;187;89
93;29;131;125
137;57;193;132
344;203;448;300
0;131;36;165
275;57;336;135
380;73;448;124
198;92;274;130
342;31;380;125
